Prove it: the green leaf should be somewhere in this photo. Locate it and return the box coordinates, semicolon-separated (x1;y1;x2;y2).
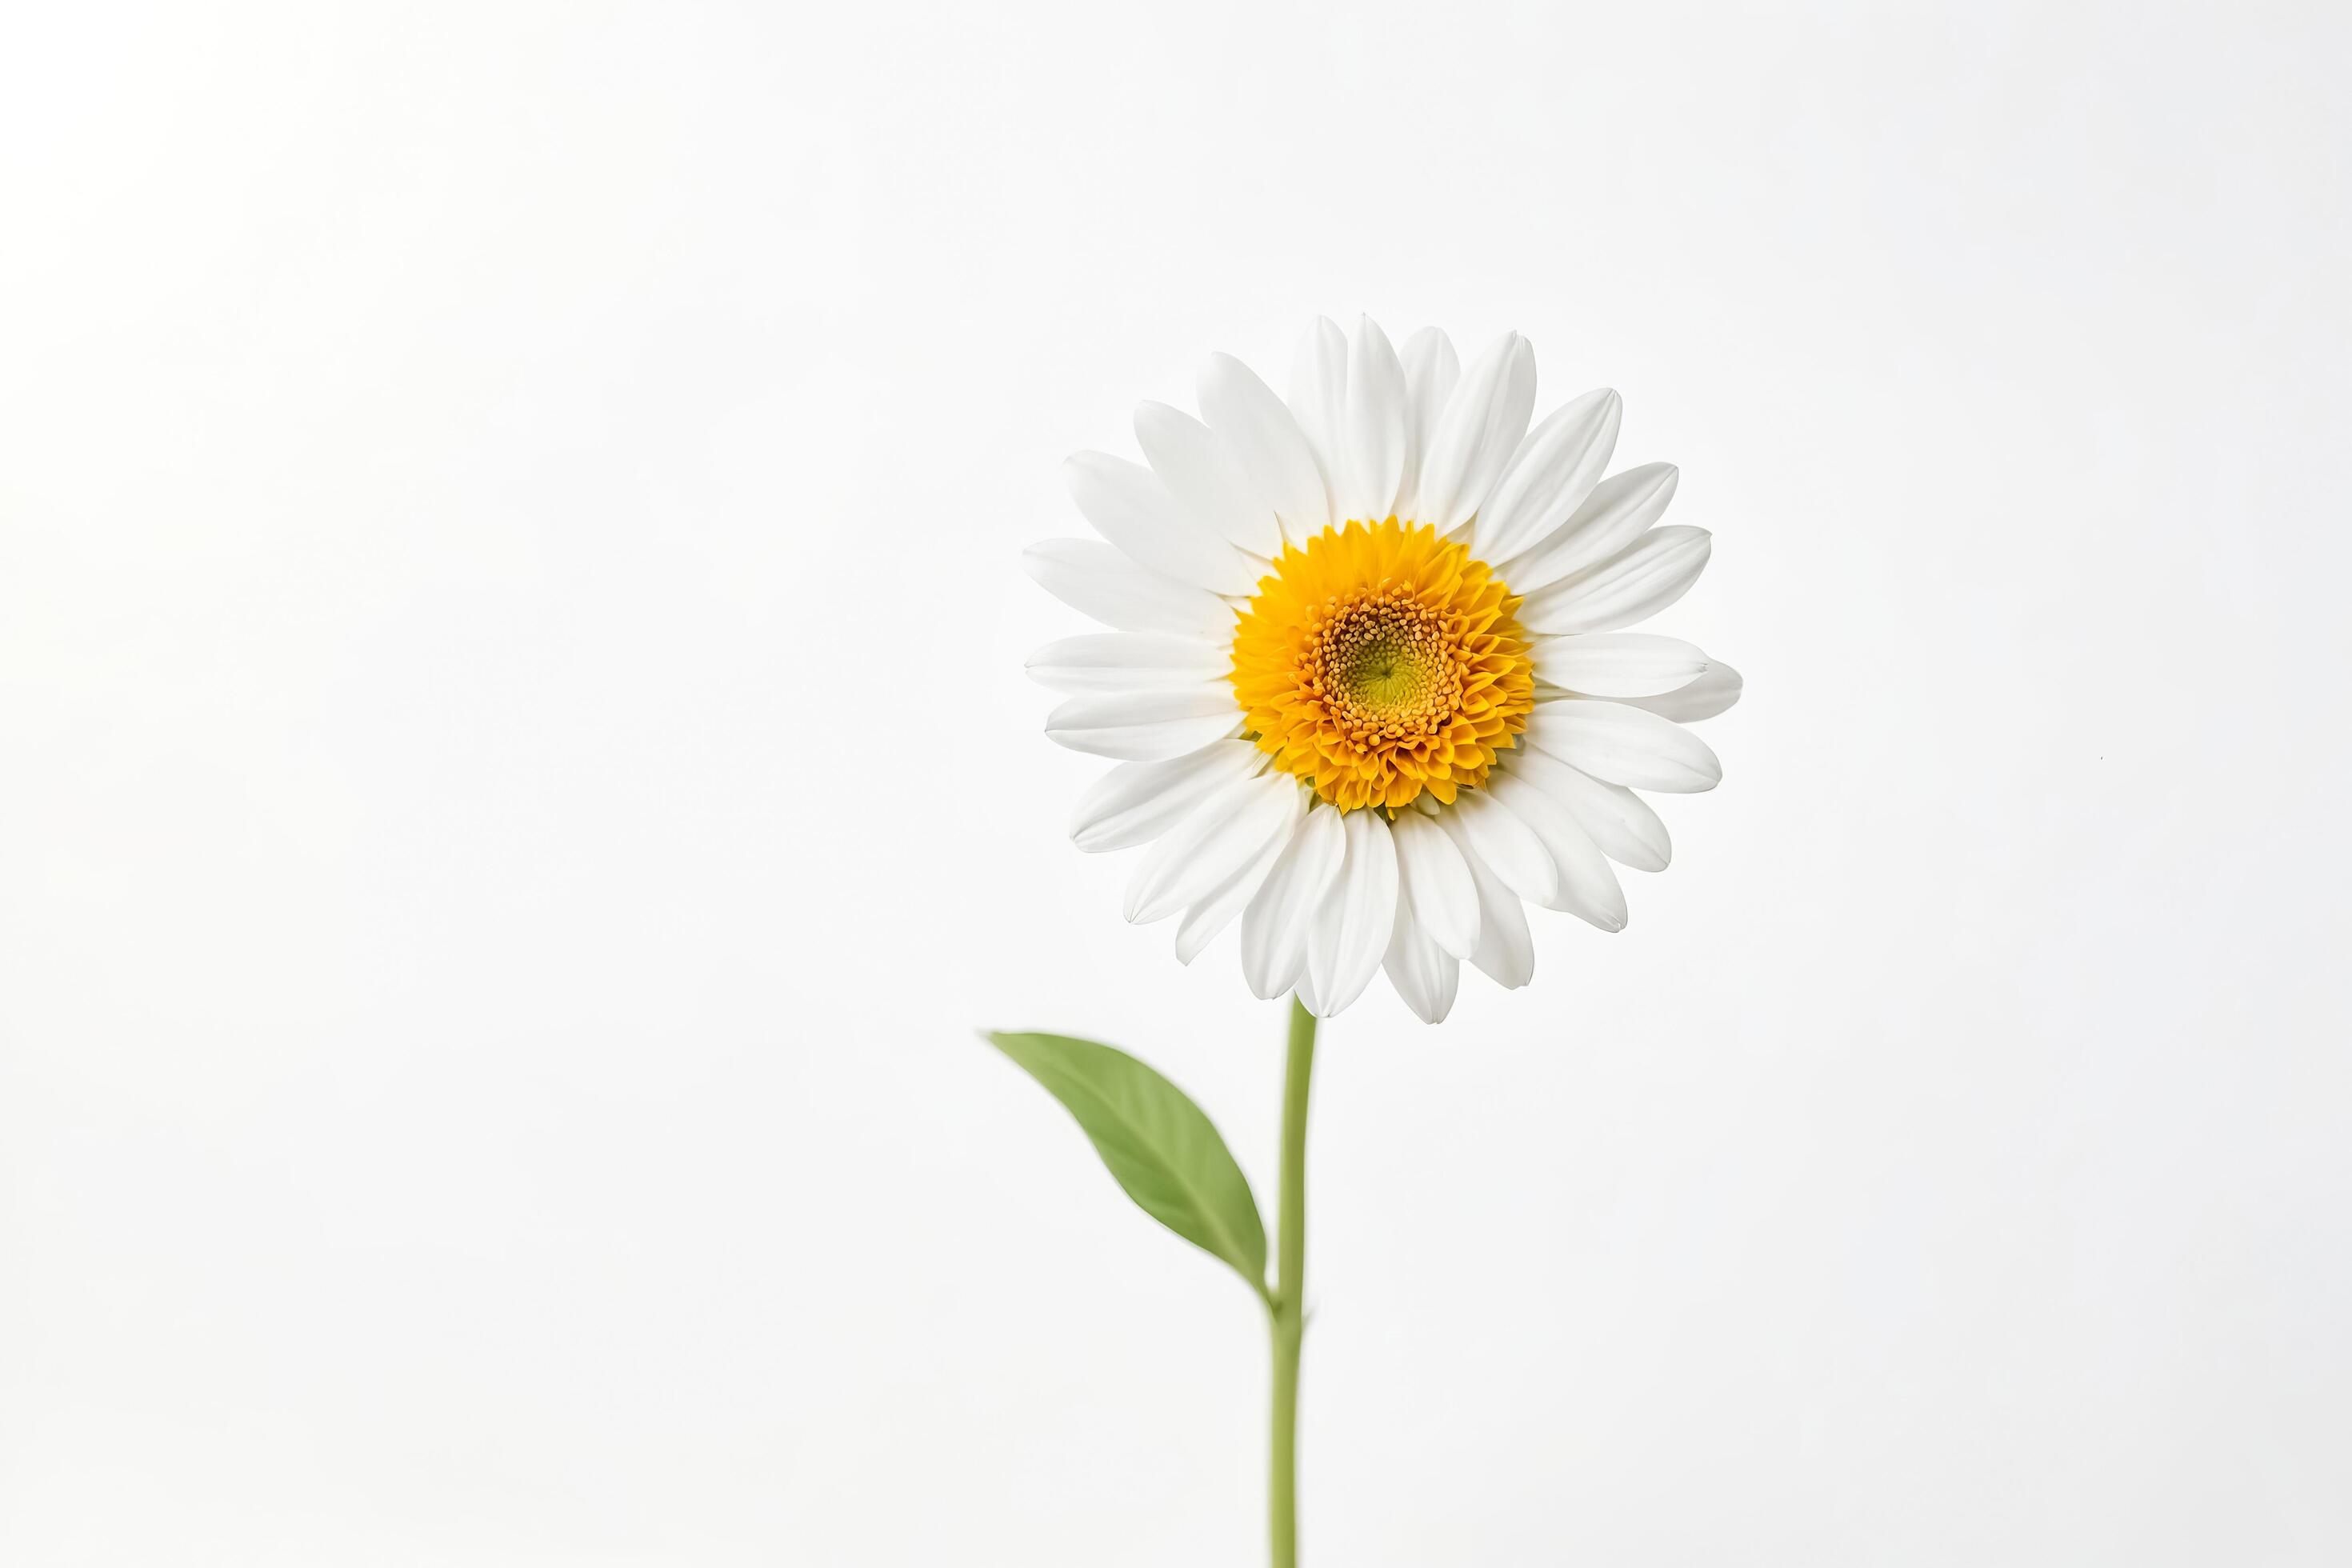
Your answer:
984;1030;1269;1296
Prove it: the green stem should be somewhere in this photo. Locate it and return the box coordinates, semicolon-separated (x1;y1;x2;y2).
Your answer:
1269;997;1318;1568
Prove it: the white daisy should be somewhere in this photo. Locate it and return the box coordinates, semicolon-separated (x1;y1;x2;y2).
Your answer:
1025;316;1739;1022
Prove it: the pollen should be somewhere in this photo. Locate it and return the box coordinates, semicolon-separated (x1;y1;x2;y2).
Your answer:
1230;518;1536;812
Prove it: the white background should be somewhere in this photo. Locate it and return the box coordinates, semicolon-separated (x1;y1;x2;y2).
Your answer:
3;2;2347;1563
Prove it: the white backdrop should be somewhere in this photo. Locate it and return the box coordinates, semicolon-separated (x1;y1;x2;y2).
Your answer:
4;2;2348;1563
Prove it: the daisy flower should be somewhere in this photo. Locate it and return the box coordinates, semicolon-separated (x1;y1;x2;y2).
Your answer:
1025;316;1738;1022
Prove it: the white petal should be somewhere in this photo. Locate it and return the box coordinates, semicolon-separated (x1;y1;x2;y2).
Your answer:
1394;327;1459;520
1518;526;1711;636
1471;388;1621;562
1293;963;1322;1017
1174;824;1288;963
1388;807;1480;960
1342;315;1406;522
1026;631;1232;692
1416;333;1536;532
1489;772;1627;931
1046;686;1240;761
1436;812;1535;990
1134;402;1284;561
1242;806;1346;999
1529;632;1710;698
1304;809;1398;1016
1023;539;1238;638
1068;742;1263;852
1287;316;1348;498
1198;352;1330;544
1618;660;1743;723
1063;452;1256;595
1526;700;1722;792
1503;746;1670;871
1448;786;1560;906
1382;899;1460;1024
1125;772;1304;925
1501;462;1679;592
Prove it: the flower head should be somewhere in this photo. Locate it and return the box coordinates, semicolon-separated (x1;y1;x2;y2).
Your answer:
1026;317;1738;1022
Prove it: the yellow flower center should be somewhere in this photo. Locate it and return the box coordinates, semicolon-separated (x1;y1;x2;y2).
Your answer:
1230;518;1535;812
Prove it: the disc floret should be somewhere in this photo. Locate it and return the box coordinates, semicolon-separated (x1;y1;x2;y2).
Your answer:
1230;518;1536;812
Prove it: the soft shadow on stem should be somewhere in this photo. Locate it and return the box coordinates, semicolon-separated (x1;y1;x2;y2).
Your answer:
1268;997;1318;1568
